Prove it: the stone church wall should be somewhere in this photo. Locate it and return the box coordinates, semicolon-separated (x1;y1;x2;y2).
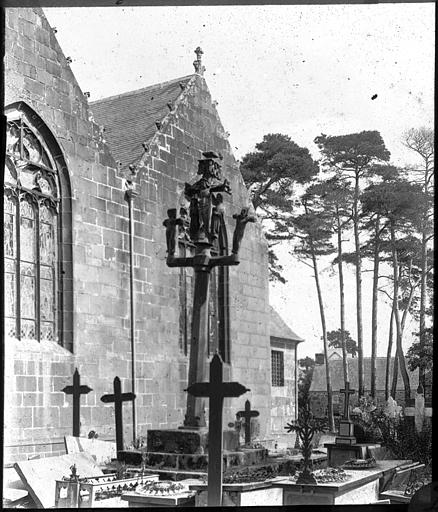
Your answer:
270;339;297;433
4;7;270;462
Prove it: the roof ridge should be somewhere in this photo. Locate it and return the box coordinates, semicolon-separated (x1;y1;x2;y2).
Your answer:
134;74;199;170
89;74;194;106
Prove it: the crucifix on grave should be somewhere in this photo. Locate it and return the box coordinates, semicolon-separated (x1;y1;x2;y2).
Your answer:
61;368;92;437
101;377;136;455
336;381;357;445
163;150;255;428
186;352;249;506
237;400;260;446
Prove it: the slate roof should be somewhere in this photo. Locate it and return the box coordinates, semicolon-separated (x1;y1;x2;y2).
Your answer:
309;357;419;392
89;75;193;168
269;305;304;343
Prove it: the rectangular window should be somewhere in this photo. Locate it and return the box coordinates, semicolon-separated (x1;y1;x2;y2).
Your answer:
271;350;284;387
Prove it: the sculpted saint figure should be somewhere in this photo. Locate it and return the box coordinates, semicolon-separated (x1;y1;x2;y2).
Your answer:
163;208;183;256
184;151;231;243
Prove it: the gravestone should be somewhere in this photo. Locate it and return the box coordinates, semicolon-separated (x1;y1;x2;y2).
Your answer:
14;452;103;509
61;368;92;437
325;382;380;466
237;400;260;446
336;381;356;445
101;376;136;455
187;353;249;506
64;435;117;465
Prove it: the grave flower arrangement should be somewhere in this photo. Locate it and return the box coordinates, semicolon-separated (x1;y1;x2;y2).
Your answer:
136;480;187;496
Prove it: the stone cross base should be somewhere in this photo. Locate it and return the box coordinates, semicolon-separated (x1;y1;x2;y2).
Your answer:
146;428;239;454
324;442;381;467
335;420;356;445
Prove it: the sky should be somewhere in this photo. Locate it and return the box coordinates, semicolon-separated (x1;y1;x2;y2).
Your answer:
43;4;434;358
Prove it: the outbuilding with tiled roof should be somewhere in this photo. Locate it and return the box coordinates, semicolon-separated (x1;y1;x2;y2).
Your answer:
269;305;304;433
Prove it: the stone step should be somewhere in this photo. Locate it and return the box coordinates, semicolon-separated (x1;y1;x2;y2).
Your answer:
117;447;269;469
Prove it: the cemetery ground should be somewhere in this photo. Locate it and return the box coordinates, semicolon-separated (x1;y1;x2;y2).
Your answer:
2;383;432;508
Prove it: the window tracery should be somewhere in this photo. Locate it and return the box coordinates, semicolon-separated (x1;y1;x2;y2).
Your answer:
4;108;66;345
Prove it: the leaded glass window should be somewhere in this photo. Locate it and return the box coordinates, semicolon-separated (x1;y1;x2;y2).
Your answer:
271;350;285;387
4;111;60;343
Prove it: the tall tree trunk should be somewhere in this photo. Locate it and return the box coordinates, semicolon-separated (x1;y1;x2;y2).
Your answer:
390;222;411;403
419;227;427;390
336;208;348;384
311;241;334;432
353;171;364;396
370;215;381;398
385;304;395;400
391;345;399;399
418;161;430;389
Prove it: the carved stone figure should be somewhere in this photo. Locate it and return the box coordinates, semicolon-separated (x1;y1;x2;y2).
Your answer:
211;193;225;242
184;151;231;243
232;208;256;254
163;208;183;256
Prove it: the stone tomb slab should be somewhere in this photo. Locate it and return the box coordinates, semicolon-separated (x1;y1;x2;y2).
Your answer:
275;460;410;506
64;435;117;465
191;480;284;506
14;452;103;509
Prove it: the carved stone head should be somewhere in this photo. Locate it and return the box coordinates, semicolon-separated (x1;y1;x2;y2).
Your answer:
197;151;223;180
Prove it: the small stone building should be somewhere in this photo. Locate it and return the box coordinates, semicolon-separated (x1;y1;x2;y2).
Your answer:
3;7;273;463
309;356;421;417
269;306;304;433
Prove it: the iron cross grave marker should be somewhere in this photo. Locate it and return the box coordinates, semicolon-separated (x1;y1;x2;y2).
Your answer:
237;400;260;446
61;368;92;437
101;377;136;453
186;353;249;506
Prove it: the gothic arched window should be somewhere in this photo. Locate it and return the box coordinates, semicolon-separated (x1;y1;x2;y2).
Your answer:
4;104;73;350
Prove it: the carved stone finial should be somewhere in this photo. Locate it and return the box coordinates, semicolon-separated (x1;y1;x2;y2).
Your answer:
84;92;90;98
66;57;72;64
193;46;205;75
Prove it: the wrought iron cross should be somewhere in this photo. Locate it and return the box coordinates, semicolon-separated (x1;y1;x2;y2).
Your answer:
340;381;356;420
164;150;255;428
237;400;260;446
101;377;136;454
61;368;92;437
187;353;249;506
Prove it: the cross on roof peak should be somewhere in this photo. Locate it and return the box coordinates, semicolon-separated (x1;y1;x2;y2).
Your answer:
193;46;205;75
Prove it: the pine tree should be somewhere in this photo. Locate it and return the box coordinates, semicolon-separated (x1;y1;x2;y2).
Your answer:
240;133;318;282
314;131;391;397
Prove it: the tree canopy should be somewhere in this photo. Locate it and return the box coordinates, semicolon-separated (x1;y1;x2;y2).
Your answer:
240;133;318;281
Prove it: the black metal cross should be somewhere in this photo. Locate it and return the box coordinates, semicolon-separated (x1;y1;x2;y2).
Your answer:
101;377;136;453
61;368;92;437
186;353;249;506
237;400;260;445
340;381;356;420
